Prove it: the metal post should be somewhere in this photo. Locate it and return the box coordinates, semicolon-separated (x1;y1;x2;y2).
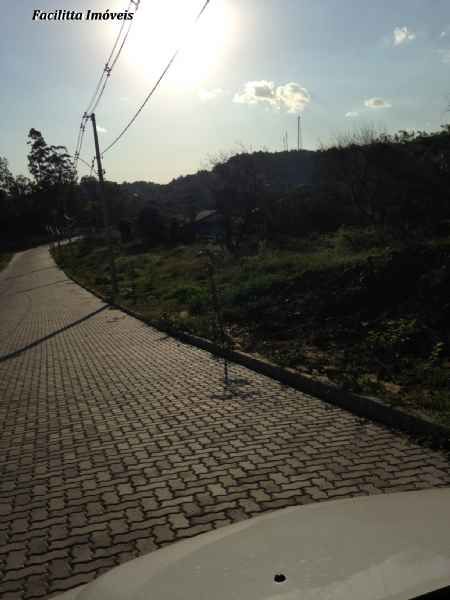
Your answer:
203;251;229;386
299;114;303;150
91;112;118;299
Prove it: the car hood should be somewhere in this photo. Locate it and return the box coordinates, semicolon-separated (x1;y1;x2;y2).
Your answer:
56;488;450;600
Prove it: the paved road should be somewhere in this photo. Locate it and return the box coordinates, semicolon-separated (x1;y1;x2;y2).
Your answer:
1;246;449;599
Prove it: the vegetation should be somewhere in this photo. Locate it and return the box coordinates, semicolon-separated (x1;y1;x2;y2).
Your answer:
0;253;12;272
4;124;450;425
54;226;450;426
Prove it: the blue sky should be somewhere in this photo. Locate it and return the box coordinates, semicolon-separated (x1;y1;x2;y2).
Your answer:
2;0;450;183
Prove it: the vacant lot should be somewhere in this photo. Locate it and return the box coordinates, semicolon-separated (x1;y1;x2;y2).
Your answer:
54;229;450;426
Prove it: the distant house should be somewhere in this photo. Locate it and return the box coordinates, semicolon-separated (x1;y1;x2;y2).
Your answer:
191;210;224;242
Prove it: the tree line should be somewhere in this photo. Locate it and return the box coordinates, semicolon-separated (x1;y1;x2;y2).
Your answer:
1;126;449;251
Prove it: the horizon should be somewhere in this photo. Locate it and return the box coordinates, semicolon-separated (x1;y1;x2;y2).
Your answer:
2;0;450;184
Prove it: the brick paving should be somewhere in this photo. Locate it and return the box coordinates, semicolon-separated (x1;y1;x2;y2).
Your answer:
0;245;449;599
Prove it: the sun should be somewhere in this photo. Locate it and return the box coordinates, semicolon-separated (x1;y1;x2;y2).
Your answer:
123;0;237;90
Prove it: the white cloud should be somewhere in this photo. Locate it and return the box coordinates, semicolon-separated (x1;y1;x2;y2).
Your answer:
233;80;277;107
364;97;392;109
198;88;224;102
97;126;107;133
233;80;310;113
276;82;311;112
438;49;450;63
440;31;447;38
345;111;359;118
393;26;416;46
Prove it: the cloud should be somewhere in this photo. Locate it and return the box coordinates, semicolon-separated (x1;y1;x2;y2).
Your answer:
364;97;392;109
438;49;450;63
276;83;311;112
233;80;310;113
345;111;359;118
233;80;277;107
440;31;447;38
393;26;416;46
198;88;224;102
97;126;107;133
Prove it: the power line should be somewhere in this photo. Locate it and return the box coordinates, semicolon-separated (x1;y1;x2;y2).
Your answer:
73;0;140;172
88;12;138;114
102;0;211;157
71;150;95;172
73;115;89;172
74;118;86;158
74;121;84;159
78;156;95;171
85;0;140;116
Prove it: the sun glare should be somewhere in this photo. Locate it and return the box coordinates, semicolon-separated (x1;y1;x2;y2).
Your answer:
123;0;237;90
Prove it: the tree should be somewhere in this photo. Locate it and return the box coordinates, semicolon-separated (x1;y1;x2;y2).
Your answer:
211;152;267;253
319;128;387;226
0;158;14;236
0;157;34;245
10;174;32;199
118;219;132;243
319;127;450;234
26;129;76;233
78;175;101;229
27;129;75;190
136;204;167;245
0;156;15;195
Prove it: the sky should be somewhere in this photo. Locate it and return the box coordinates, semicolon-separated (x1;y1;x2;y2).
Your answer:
2;0;450;184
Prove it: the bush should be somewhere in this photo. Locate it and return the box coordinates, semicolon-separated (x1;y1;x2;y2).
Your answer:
223;273;280;305
166;284;209;313
335;227;391;253
365;318;427;358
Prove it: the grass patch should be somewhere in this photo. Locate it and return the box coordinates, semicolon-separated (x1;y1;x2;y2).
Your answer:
53;230;450;427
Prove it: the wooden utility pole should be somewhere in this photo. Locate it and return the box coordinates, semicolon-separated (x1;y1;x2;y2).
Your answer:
91;112;118;299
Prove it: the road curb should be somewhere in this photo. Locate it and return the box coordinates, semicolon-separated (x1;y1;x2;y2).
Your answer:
56;254;450;450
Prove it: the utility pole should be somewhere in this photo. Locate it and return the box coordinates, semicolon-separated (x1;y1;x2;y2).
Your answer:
91;112;118;299
297;115;303;151
300;114;303;150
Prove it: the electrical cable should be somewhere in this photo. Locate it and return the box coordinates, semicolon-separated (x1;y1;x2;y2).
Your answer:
101;0;211;157
88;14;136;115
73;0;140;172
85;0;139;116
78;156;95;171
73;116;88;172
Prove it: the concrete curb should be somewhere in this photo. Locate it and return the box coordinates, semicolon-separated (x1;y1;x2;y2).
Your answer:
55;252;450;450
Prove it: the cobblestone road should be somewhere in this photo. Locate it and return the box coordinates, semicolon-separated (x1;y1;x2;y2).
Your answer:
1;245;449;599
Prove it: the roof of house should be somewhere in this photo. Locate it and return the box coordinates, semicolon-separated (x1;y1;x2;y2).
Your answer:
194;210;219;223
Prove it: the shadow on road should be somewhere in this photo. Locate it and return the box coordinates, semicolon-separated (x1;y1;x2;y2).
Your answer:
0;305;108;363
210;376;258;401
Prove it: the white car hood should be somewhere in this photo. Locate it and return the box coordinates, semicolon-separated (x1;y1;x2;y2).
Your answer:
57;489;450;600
